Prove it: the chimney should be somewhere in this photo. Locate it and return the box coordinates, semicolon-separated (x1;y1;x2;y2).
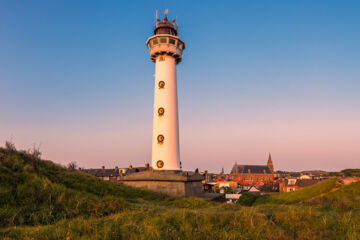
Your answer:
145;163;150;168
129;165;133;169
115;166;118;170
101;166;105;170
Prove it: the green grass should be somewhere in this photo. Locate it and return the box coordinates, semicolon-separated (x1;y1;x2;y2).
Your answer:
317;181;360;209
1;204;359;240
1;147;360;239
0;148;164;227
254;177;341;205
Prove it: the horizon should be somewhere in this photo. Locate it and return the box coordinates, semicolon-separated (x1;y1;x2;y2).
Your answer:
1;0;359;173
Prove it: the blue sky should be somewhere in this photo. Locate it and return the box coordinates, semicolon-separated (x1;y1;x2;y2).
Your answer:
1;0;359;172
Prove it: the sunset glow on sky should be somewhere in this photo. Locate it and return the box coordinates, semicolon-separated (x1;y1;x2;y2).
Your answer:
1;0;359;172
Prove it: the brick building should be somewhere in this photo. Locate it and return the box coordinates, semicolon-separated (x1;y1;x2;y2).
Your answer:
279;178;320;192
229;154;275;186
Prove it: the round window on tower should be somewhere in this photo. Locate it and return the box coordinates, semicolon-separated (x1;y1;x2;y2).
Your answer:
158;107;165;116
156;160;164;168
158;81;165;88
157;134;164;143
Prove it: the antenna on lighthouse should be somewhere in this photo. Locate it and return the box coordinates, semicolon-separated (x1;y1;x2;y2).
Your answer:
176;15;179;30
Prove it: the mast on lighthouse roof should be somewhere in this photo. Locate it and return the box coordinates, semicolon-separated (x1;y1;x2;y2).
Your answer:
146;10;185;171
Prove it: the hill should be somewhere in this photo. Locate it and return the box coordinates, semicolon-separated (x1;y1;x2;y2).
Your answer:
0;147;164;227
254;177;342;205
1;147;360;239
316;180;360;209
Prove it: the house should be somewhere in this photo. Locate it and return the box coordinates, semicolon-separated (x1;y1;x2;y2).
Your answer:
215;181;238;193
279;178;320;192
81;164;150;182
299;174;312;180
225;193;241;203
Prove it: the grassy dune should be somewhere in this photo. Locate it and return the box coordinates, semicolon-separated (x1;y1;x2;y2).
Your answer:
0;148;164;227
254;177;342;205
1;148;360;239
317;181;360;209
2;203;359;240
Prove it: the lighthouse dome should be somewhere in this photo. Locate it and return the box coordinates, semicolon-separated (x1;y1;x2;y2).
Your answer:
154;16;178;36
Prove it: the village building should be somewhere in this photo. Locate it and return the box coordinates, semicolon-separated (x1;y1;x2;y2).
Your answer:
80;164;150;183
215;181;238;193
279;178;320;192
229;154;275;186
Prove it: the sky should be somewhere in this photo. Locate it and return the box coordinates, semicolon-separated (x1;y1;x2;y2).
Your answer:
1;0;359;172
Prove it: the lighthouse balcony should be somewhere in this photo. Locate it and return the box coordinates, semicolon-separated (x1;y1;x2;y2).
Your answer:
146;34;185;63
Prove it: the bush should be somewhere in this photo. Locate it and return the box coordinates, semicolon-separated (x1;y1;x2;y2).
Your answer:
237;192;258;206
167;197;210;209
341;169;360;177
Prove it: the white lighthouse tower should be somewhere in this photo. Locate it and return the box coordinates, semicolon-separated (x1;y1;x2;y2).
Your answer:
146;10;185;171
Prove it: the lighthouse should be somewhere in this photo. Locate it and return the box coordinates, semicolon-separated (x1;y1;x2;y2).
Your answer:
146;10;185;170
119;11;203;197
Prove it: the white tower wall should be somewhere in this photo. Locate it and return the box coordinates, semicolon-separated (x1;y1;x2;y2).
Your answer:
152;56;180;170
146;17;185;171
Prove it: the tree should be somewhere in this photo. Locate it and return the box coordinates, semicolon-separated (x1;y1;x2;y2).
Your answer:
28;144;42;158
5;140;16;151
67;161;78;170
220;186;233;194
237;192;258;206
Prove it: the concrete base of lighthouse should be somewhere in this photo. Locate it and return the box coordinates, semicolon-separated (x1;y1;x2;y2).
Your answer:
118;170;204;197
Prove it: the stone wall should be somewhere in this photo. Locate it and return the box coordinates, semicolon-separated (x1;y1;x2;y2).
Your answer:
122;180;186;197
119;170;204;197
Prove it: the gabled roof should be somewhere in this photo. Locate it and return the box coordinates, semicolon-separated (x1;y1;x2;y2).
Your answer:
125;167;148;174
295;179;320;187
284;179;320;187
231;164;272;174
81;168;120;177
81;166;149;177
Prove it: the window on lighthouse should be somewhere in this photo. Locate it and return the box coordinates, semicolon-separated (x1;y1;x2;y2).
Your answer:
156;160;164;168
153;39;158;45
158;81;165;88
177;41;183;49
169;38;176;45
158;107;165;116
157;135;164;143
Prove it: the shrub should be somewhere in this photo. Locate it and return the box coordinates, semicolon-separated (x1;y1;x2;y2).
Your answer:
167;197;210;209
237;192;258;206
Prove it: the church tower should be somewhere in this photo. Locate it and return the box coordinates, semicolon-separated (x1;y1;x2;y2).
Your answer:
267;153;274;173
146;10;185;170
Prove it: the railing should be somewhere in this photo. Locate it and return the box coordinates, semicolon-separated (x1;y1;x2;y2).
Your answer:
153;21;178;30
